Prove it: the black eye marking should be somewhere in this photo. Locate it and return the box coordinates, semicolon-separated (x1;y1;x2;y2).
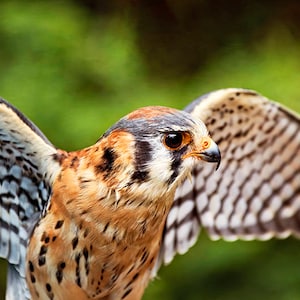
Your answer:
163;132;184;150
131;140;151;183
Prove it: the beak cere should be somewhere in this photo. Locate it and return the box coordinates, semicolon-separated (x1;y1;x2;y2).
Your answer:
185;137;221;170
198;139;221;170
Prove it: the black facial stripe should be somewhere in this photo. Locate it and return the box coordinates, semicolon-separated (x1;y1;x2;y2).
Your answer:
168;145;188;184
134;140;152;166
131;140;152;183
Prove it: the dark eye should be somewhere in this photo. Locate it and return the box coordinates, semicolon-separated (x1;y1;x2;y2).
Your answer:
163;132;184;150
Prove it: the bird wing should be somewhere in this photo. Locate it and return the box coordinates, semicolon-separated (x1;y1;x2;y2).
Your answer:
158;88;300;267
0;99;60;298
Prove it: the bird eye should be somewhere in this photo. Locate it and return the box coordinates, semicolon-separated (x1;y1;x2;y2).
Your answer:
163;132;192;151
164;133;183;149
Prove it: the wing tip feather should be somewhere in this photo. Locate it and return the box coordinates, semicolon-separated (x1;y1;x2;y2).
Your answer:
0;97;54;147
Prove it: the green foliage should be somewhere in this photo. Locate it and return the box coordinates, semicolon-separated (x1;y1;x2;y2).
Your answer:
0;1;300;299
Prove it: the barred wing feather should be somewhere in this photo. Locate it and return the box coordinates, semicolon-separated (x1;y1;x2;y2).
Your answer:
160;88;300;266
0;99;60;299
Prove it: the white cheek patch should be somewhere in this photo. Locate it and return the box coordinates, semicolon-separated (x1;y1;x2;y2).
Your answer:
149;147;173;185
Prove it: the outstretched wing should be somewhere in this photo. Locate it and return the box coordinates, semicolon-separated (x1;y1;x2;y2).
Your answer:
0;99;61;298
159;88;300;265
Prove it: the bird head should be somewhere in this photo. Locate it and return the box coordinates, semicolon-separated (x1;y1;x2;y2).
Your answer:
93;106;220;203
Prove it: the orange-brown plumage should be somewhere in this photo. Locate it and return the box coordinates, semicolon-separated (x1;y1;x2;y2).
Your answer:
23;107;219;300
27;137;172;299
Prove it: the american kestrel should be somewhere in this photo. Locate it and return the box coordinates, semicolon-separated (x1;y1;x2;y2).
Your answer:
0;88;299;300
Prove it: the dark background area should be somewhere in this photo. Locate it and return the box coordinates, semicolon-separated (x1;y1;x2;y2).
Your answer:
0;0;300;299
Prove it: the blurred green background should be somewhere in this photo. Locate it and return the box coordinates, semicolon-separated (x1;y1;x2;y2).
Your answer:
0;0;300;299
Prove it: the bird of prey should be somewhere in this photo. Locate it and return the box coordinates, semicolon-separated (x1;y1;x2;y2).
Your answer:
0;88;299;300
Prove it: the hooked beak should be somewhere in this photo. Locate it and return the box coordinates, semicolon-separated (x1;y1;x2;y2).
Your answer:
185;137;221;170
